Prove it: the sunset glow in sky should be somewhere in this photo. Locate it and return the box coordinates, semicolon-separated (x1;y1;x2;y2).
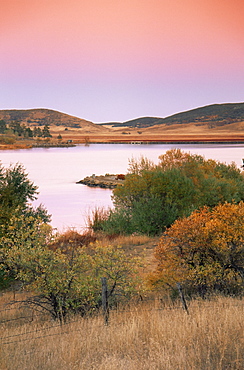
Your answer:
1;0;244;122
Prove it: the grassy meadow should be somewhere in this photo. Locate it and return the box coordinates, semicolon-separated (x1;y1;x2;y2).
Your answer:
0;291;243;370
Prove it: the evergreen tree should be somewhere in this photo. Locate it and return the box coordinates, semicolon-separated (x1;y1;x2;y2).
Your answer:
0;120;7;134
42;125;52;138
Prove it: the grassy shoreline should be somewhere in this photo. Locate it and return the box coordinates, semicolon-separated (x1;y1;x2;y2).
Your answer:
1;136;244;150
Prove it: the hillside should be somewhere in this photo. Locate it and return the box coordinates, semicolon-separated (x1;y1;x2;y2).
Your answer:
101;102;244;129
0;108;108;133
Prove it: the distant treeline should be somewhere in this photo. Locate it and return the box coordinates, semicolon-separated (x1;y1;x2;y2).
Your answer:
0;120;52;138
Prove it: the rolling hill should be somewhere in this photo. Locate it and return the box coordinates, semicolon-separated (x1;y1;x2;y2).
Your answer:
1;103;244;144
0;108;108;133
100;102;244;129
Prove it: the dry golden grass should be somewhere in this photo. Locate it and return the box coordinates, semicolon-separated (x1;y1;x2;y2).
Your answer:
91;233;159;271
0;292;243;370
49;120;244;143
96;234;155;251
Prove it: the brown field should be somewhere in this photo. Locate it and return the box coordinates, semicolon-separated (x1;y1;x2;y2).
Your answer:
50;120;244;144
0;291;243;370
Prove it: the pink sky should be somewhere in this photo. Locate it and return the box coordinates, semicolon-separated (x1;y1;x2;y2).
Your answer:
1;0;243;122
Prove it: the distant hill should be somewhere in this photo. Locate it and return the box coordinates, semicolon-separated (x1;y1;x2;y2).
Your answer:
1;103;244;135
0;108;107;133
100;103;244;129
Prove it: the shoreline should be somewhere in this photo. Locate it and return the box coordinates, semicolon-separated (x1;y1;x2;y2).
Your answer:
76;140;244;144
1;135;244;150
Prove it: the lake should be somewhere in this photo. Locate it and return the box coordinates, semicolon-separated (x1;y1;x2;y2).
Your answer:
1;143;244;231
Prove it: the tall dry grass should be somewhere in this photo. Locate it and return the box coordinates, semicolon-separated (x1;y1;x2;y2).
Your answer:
0;293;243;370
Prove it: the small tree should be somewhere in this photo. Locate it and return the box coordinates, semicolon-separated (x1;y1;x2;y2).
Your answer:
24;127;33;138
89;243;143;306
0;163;50;231
0;162;51;288
0;213;52;289
0;120;7;134
0;163;37;232
33;127;43;137
42;125;52;138
9;121;24;137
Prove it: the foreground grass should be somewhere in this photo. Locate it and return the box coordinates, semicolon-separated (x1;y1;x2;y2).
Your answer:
0;294;243;370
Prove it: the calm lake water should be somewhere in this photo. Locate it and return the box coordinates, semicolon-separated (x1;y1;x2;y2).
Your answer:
1;143;244;231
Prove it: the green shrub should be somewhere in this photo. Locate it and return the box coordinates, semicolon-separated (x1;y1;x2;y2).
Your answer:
106;149;244;236
0;135;16;144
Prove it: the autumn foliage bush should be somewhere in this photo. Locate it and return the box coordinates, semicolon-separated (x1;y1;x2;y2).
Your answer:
150;202;244;297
